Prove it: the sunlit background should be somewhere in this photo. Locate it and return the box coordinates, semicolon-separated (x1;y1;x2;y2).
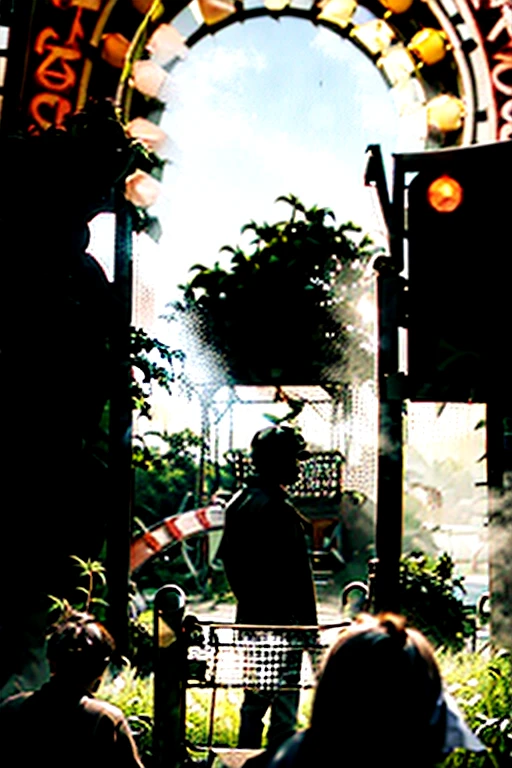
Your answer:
89;11;487;577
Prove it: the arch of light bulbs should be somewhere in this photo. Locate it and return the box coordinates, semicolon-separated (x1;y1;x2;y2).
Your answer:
82;0;497;210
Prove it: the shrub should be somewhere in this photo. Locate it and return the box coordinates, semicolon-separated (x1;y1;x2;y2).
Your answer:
438;649;511;768
400;551;474;651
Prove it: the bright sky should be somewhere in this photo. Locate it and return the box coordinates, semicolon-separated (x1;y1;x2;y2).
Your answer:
89;12;426;455
145;14;417;308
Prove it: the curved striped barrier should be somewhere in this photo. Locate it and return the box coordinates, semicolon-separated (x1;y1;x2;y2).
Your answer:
130;505;225;574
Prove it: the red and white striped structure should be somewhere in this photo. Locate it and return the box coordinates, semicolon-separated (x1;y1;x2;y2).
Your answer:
130;505;225;573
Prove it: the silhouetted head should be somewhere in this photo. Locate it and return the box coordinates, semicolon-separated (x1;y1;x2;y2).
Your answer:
250;426;310;486
310;613;444;767
47;612;115;691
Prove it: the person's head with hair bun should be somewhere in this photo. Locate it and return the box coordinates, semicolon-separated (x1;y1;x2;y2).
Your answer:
310;613;445;767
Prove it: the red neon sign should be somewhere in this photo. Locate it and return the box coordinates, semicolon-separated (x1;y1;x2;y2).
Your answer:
26;1;100;134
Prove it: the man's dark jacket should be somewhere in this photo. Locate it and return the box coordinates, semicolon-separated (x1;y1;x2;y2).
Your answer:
219;477;317;626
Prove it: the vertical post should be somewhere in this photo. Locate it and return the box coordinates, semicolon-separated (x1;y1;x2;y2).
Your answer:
374;266;403;612
154;585;187;768
197;387;213;507
370;150;406;614
486;402;512;651
107;193;133;654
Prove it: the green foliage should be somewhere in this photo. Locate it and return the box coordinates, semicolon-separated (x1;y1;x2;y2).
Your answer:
173;195;381;385
438;650;512;768
133;429;207;528
400;551;473;651
48;555;108;622
130;327;187;419
98;665;154;765
184;688;314;749
101;651;508;767
94;614;510;768
132;429;222;593
129;611;154;679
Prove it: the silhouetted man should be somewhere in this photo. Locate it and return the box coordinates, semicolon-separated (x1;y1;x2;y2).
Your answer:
219;426;317;754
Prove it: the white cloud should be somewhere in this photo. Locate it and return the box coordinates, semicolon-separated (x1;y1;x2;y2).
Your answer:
310;27;354;63
151;23;401;307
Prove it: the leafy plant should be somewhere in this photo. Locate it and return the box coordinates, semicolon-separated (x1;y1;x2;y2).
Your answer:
130;327;187;419
133;429;208;526
172;195;381;386
400;551;474;651
438;649;511;767
98;664;154;765
48;555;108;621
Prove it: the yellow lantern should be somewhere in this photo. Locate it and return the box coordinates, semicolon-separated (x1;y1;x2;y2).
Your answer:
378;0;413;13
317;0;357;27
197;0;237;25
427;94;465;132
408;28;447;65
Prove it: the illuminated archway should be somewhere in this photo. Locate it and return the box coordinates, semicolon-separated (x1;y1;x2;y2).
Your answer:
116;0;497;158
2;0;508;208
107;0;509;173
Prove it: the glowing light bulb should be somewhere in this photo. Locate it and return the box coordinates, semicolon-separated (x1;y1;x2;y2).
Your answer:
408;28;447;65
197;0;236;25
427;94;465;132
101;33;130;69
131;60;173;102
147;24;187;65
317;0;357;28
127;117;173;159
427;175;463;212
264;0;289;9
351;19;395;55
125;170;161;208
378;0;413;12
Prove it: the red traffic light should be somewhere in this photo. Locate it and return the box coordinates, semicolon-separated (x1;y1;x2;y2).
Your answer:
426;174;463;212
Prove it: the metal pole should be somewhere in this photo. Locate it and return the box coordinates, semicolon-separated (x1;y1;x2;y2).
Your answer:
486;402;512;651
371;149;406;613
107;193;133;654
153;585;187;768
374;266;403;612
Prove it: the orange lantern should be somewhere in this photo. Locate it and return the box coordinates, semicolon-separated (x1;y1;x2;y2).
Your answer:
197;0;237;25
427;175;463;213
378;0;413;13
101;33;130;69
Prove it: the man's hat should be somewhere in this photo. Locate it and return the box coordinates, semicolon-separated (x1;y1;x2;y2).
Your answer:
250;426;310;462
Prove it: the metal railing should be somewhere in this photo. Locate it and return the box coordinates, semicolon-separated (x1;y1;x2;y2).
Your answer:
153;585;349;768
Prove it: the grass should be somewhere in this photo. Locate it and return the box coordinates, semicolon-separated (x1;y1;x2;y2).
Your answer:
98;646;511;767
